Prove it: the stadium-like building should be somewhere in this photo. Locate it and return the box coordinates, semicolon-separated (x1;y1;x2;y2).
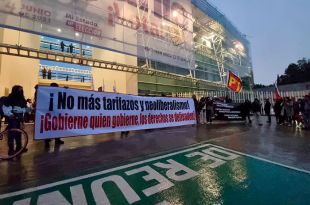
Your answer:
0;0;253;98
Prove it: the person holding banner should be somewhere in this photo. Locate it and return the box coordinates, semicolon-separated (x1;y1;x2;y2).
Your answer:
192;95;199;124
45;83;65;147
34;83;64;147
198;97;206;124
206;97;214;124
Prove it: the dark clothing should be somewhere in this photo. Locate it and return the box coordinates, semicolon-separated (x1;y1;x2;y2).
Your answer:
69;44;74;53
264;101;271;123
225;96;232;103
42;68;47;79
206;110;212;123
192;97;199;123
252;101;261;113
193;98;198;113
241;101;252;123
205;100;213;123
4;94;27;109
4;93;26;155
7;118;22;154
243;101;252;115
197;98;205;113
274;100;282;124
47;69;52;79
264;101;271;114
60;41;65;52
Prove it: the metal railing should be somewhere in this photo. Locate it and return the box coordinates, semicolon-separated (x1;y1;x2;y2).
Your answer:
0;43;226;89
40;40;92;57
174;90;310;104
39;72;92;83
39;64;92;83
174;90;254;103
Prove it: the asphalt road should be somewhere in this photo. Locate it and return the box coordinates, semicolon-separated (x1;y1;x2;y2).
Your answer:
0;116;309;204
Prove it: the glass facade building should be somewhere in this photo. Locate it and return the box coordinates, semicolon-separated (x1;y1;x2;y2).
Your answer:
138;0;253;95
0;0;253;97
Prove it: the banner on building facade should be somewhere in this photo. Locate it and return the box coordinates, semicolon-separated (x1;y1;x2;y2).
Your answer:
213;102;243;121
0;0;194;69
34;86;196;139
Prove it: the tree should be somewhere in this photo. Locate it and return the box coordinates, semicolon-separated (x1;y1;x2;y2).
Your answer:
253;84;273;89
278;58;310;85
276;74;280;85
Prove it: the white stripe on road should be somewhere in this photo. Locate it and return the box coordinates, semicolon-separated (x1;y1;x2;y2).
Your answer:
210;144;310;175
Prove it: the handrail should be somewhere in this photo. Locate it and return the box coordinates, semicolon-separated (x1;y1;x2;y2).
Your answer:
0;43;226;88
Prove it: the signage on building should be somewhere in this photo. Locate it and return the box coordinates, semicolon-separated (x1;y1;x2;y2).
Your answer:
34;86;196;139
0;0;194;69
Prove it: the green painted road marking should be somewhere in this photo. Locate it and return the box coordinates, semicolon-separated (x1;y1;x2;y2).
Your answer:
1;143;310;205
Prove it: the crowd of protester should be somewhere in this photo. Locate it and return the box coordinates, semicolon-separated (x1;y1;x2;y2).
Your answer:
1;85;310;157
192;94;310;130
192;94;231;124
273;96;310;129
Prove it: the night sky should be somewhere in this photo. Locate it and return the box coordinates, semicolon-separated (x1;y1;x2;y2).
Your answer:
208;0;310;85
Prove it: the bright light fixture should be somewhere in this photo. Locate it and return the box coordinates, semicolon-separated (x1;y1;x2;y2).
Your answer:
57;28;62;33
75;32;80;37
172;10;178;17
234;41;245;54
202;33;215;40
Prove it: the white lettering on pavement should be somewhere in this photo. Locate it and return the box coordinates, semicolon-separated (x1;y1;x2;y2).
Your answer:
8;145;240;205
125;166;174;197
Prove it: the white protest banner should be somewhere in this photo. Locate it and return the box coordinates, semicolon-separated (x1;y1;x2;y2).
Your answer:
34;86;196;139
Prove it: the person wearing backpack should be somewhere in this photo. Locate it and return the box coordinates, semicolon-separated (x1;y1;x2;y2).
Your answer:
2;85;28;156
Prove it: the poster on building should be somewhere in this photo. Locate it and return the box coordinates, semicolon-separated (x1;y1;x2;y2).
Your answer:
213;102;243;121
34;86;196;139
0;0;194;69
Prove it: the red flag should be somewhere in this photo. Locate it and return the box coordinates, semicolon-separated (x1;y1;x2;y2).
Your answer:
227;71;242;93
274;81;281;100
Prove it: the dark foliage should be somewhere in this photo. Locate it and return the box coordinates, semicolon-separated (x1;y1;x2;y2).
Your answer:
277;58;310;85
